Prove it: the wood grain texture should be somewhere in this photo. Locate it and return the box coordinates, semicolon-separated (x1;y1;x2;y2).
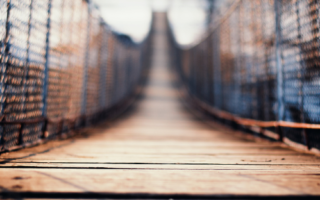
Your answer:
0;12;320;197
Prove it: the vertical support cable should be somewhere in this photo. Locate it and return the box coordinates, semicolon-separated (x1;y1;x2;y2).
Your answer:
99;22;107;109
22;0;33;115
260;1;269;121
295;0;311;149
2;0;10;115
188;50;193;94
251;1;258;120
1;0;11;149
18;0;33;145
234;6;241;116
213;27;221;109
203;43;209;102
197;50;202;98
0;0;7;118
112;49;116;105
42;0;52;138
43;0;51;117
0;3;3;149
275;0;284;141
81;0;91;116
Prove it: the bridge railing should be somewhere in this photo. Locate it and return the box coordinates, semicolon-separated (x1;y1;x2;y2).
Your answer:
168;0;320;152
0;0;152;152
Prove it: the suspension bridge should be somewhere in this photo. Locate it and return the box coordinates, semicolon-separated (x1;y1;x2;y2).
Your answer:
0;0;320;199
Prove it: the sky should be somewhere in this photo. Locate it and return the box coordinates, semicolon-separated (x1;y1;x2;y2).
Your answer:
94;0;209;46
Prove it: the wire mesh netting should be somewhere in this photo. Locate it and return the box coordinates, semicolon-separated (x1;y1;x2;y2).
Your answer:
0;0;152;152
0;0;7;147
169;0;320;151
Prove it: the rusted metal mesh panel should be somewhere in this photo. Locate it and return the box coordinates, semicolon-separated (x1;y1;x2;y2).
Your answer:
280;0;320;148
46;0;72;137
2;0;43;149
170;0;320;151
23;0;48;143
0;0;152;152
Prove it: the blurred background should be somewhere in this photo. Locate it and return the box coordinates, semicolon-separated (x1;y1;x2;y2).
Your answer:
95;0;214;46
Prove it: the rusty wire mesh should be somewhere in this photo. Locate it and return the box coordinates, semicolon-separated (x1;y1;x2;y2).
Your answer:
0;0;152;152
169;0;320;151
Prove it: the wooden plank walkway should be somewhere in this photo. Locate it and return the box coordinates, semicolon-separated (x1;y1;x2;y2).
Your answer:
0;12;320;198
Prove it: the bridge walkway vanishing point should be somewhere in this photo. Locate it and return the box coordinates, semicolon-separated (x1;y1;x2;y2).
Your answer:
0;13;320;198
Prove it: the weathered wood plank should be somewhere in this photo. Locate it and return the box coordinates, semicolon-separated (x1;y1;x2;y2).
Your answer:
0;169;317;195
2;163;320;171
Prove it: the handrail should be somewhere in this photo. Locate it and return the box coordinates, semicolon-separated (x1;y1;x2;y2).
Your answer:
168;0;320;152
0;0;154;152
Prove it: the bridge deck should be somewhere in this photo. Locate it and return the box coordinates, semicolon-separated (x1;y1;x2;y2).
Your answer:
0;13;320;198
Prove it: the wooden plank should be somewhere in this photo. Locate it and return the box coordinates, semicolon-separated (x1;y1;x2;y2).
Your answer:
0;169;315;195
4;155;319;165
2;163;320;170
